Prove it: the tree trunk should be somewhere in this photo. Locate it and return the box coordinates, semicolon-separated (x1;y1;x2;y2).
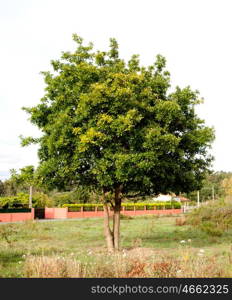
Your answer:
103;202;114;253
113;185;122;251
103;186;122;252
113;207;120;251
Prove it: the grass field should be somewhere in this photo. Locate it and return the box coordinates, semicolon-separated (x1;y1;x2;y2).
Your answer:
1;214;232;277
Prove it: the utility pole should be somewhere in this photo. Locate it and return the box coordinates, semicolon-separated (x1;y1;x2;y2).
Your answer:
197;190;200;207
29;186;33;208
212;186;215;201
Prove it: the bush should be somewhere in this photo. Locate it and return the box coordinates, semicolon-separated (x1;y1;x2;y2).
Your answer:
186;199;232;236
0;192;54;209
63;203;103;212
122;202;180;211
200;222;223;237
0;224;19;246
62;201;181;211
32;193;54;208
0;208;31;213
0;193;29;209
50;188;101;207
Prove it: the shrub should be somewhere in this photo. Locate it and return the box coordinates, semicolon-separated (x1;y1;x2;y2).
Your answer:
0;193;29;209
62;201;181;211
50;188;101;207
0;224;19;246
0;192;54;209
0;208;31;213
200;222;223;237
122;201;181;210
186;199;232;236
32;192;54;208
63;203;103;212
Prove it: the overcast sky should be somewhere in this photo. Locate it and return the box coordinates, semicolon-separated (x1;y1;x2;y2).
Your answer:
0;0;232;181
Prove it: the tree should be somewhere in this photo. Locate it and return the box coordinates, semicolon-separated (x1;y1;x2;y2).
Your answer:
22;34;215;252
221;175;232;200
2;166;36;203
187;171;232;202
15;165;35;207
11;166;35;189
0;180;4;196
2;169;19;196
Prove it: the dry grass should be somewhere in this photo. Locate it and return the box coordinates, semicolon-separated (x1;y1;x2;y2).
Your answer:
24;256;87;278
23;247;232;278
175;217;186;226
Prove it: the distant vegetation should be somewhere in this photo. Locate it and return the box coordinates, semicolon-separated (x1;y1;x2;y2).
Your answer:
1;169;232;208
186;197;232;237
184;171;232;202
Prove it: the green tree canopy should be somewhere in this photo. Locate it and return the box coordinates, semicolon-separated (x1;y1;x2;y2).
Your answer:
0;180;4;196
22;34;215;251
9;166;35;191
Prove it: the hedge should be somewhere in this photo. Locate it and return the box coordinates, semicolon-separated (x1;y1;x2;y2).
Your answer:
0;193;29;209
0;208;32;213
63;203;104;212
63;202;181;212
0;192;53;209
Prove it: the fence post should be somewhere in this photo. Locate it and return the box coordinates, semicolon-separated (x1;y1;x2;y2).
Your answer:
197;190;200;207
81;206;84;217
65;207;68;219
29;186;33;208
31;208;35;220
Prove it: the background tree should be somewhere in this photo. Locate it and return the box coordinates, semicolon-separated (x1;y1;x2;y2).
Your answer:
0;180;4;196
22;34;215;252
10;166;35;191
186;171;232;202
221;175;232;200
1;166;36;203
1;169;20;196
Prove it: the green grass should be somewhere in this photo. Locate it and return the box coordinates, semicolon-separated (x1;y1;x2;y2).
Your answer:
1;215;232;277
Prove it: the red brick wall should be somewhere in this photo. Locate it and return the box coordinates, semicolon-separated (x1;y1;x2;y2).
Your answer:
0;208;34;222
122;208;182;216
45;208;68;219
67;208;182;219
0;207;182;222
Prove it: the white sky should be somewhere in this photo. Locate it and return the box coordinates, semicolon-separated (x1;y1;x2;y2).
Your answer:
0;0;232;181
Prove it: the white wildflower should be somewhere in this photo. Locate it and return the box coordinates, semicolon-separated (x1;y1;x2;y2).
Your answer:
199;249;205;253
187;239;192;242
180;240;186;244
